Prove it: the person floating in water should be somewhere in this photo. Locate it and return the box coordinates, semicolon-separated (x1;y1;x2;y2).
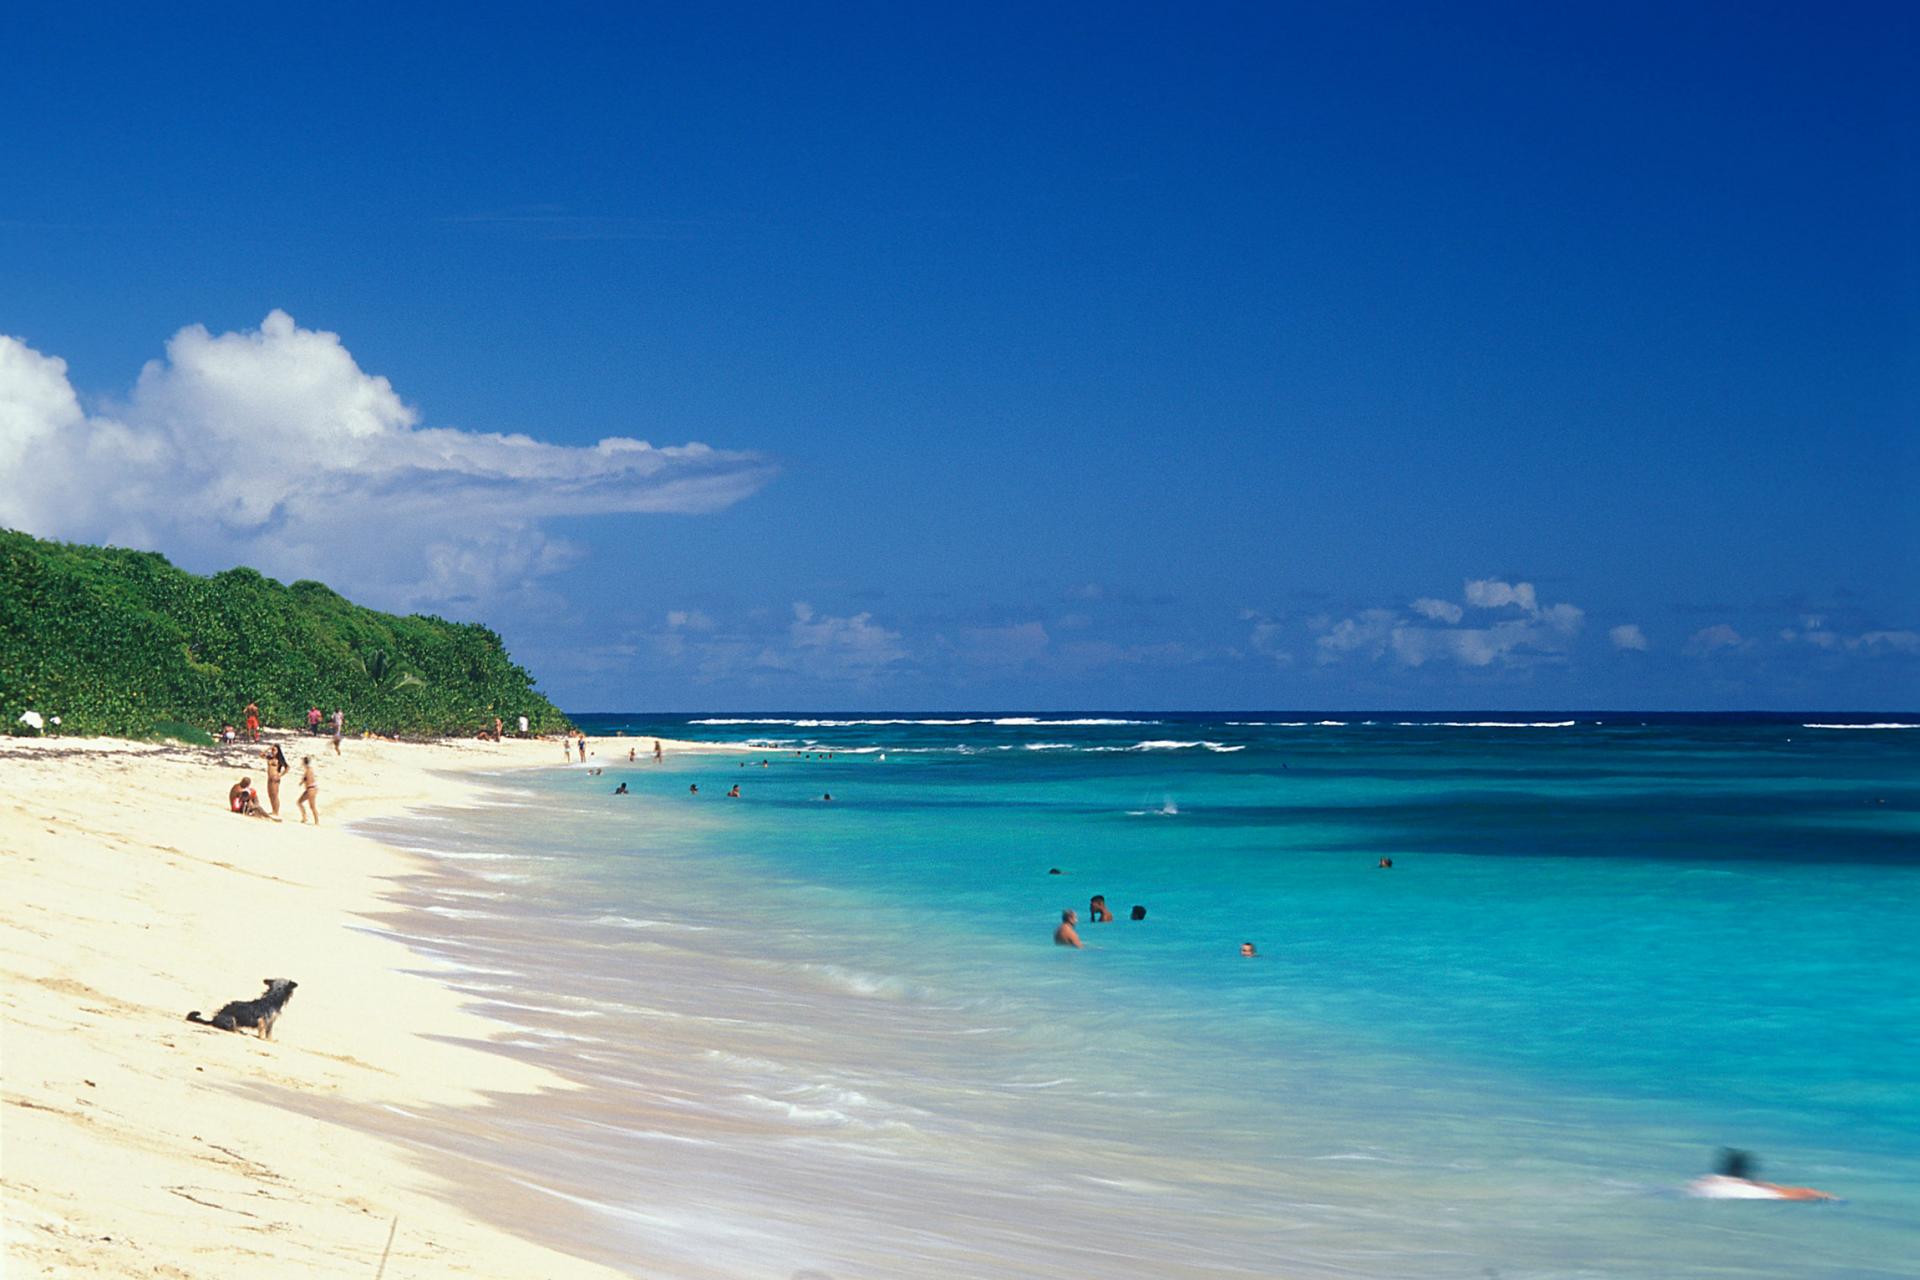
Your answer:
1378;857;1393;869
1088;895;1113;923
1054;909;1084;949
1687;1149;1835;1200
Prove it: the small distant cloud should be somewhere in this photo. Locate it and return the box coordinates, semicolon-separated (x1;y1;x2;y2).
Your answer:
666;609;715;631
1244;612;1294;666
1609;624;1649;651
1858;630;1920;655
786;602;907;673
1779;619;1920;656
1314;578;1583;670
1066;582;1105;601
1685;624;1746;655
1410;597;1465;624
1464;579;1539;613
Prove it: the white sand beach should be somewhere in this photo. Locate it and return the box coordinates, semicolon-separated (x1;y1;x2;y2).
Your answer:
0;732;724;1279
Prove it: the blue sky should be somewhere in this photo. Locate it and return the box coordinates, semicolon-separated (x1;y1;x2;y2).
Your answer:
2;3;1913;710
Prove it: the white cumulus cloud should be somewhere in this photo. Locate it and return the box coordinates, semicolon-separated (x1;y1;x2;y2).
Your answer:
1410;597;1465;624
1315;579;1583;669
1609;624;1649;651
0;312;774;611
1685;624;1746;655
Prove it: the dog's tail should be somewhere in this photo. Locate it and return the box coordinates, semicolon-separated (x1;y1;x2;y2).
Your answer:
186;1011;209;1024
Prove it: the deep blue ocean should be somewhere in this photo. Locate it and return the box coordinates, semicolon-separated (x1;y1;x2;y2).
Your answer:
359;712;1919;1279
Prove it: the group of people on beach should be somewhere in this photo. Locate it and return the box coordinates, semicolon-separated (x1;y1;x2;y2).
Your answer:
229;745;319;824
220;701;329;823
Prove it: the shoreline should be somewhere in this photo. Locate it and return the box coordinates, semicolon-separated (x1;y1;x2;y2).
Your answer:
0;731;728;1279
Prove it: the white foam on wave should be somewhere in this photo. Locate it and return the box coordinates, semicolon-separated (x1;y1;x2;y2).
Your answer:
1430;721;1577;728
1091;740;1245;753
585;914;711;932
1803;722;1917;730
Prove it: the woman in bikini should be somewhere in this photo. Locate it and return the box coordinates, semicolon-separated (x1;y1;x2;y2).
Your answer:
263;745;290;818
297;757;320;825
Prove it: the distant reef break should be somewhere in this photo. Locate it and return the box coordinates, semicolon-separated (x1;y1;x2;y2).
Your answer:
0;529;572;739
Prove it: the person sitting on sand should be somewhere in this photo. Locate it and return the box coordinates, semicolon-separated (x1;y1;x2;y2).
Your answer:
1687;1149;1835;1200
1089;895;1113;923
1054;909;1084;949
297;757;319;825
221;724;237;744
228;777;271;818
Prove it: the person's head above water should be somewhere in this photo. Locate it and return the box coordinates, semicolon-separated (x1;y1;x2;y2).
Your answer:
1061;909;1077;923
1240;942;1257;957
1716;1149;1755;1179
1130;905;1146;921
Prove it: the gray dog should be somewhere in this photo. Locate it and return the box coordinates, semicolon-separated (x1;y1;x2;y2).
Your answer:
187;978;298;1039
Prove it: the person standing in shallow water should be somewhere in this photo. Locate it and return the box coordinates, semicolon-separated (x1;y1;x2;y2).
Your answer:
1088;895;1113;923
1054;910;1084;949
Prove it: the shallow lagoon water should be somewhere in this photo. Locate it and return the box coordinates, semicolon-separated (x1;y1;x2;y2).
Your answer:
355;714;1920;1278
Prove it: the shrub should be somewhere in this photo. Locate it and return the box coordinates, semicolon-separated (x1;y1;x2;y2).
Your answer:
0;530;573;738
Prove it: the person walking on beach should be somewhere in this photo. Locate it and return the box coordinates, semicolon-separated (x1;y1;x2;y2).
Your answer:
307;706;322;735
518;714;529;736
263;744;290;819
297;757;319;824
1055;909;1084;949
653;739;663;763
244;702;261;743
577;734;587;763
330;708;344;755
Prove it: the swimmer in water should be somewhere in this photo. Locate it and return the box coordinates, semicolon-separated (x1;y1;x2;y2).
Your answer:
1687;1149;1835;1201
1240;941;1257;958
1378;857;1393;869
1054;909;1084;949
614;782;628;795
689;783;699;794
1088;895;1113;923
1130;904;1146;921
726;784;740;797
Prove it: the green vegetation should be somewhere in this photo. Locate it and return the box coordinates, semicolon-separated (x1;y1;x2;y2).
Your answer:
0;529;573;738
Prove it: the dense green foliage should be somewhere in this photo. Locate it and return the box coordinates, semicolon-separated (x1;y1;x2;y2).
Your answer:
0;530;572;738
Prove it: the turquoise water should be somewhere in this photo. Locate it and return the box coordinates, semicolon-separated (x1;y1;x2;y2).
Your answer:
359;714;1920;1278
